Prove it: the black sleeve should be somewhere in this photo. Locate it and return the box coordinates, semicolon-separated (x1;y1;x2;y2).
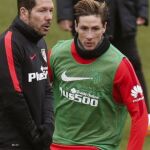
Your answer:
40;79;54;147
56;0;74;22
0;31;40;144
43;47;54;126
136;0;149;25
39;47;54;147
43;79;54;132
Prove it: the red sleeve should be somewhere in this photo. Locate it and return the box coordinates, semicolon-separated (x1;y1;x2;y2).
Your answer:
113;58;148;150
47;49;53;81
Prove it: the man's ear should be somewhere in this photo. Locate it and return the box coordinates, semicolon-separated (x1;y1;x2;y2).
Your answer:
74;20;78;32
102;22;107;33
19;7;29;22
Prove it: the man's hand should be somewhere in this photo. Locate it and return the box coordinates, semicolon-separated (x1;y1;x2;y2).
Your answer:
136;17;146;25
58;20;73;31
147;114;150;136
29;123;54;150
39;123;54;149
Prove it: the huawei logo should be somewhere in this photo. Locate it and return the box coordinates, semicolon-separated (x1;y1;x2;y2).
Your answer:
131;85;144;102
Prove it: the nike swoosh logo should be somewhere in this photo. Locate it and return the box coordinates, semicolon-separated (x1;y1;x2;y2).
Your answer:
61;71;93;82
30;54;36;60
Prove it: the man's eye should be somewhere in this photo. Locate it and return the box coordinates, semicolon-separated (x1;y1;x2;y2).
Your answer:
81;27;88;31
38;9;47;12
49;9;53;13
39;10;44;12
92;27;100;31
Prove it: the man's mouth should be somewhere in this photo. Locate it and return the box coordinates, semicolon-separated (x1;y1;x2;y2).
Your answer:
85;42;93;47
42;24;50;31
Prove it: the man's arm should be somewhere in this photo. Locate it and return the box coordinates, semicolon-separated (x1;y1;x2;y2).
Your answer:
136;0;149;25
0;31;41;146
56;0;74;31
113;58;148;150
56;0;74;22
37;49;54;149
47;49;53;81
41;73;54;147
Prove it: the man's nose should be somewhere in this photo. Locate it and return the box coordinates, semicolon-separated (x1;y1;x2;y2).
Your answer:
86;30;93;39
45;11;53;20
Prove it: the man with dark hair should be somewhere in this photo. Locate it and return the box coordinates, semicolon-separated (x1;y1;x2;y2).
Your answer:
48;0;148;150
56;0;150;133
0;0;54;150
17;0;36;15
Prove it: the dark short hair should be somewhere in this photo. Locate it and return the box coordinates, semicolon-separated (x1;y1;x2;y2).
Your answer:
74;0;109;25
17;0;36;15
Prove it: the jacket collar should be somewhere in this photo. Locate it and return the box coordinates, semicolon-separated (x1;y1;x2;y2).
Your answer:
12;16;43;43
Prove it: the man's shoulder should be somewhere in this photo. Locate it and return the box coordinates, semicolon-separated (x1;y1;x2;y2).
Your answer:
109;44;126;57
0;28;18;47
0;31;6;42
104;43;126;64
1;27;23;45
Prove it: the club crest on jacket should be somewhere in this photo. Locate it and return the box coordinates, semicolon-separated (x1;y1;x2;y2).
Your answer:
41;49;47;62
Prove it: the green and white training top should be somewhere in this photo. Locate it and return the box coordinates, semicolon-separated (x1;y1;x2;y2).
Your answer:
49;39;127;150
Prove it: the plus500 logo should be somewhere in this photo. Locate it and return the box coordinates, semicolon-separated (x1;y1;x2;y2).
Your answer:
60;87;99;107
28;66;48;82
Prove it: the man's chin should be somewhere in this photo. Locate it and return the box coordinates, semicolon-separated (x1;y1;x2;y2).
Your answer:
37;31;47;37
85;47;95;51
41;33;47;36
